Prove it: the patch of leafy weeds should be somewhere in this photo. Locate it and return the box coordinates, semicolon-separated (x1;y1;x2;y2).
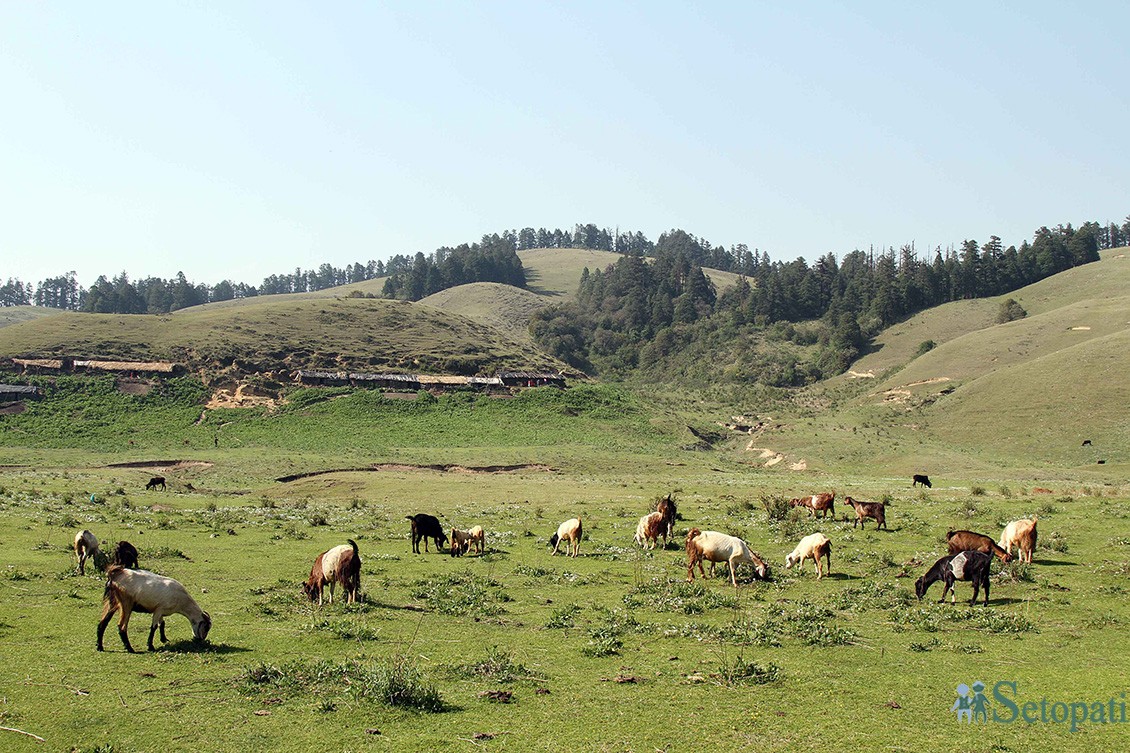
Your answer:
512;563;587;585
711;652;783;686
443;645;544;684
410;572;509;616
827;581;912;612
581;607;650;657
545;604;582;629
237;656;447;712
623;578;739;614
304;617;381;641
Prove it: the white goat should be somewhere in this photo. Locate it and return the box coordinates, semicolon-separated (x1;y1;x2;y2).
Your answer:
549;518;582;557
96;566;211;652
685;528;769;586
999;516;1038;563
74;529;100;575
785;532;832;579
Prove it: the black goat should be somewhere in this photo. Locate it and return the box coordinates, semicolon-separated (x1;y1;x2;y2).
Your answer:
915;550;992;606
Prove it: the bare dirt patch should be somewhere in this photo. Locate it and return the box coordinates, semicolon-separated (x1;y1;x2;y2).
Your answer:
847;370;876;379
745;444;806;471
116;380;153;396
276;463;555;483
0;401;27;415
104;460;215;471
206;384;280;410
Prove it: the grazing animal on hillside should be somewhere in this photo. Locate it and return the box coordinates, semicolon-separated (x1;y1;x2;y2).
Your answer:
946;530;1013;564
912;474;932;488
656;494;678;539
1081;439;1092;447
684;528;769;586
74;530;100;575
999;517;1038;564
915;550;992;605
145;476;166;491
111;540;140;570
406;514;447;554
785;532;832;579
450;525;485;557
465;525;485;555
303;540;361;605
549;517;582;557
635;512;670;549
843;496;888;530
96;566;211;652
789;492;835;520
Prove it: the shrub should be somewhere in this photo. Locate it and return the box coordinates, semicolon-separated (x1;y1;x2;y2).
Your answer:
761;494;792;523
996;298;1027;323
915;340;936;357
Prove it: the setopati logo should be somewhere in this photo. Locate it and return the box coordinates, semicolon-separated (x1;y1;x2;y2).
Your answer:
952;681;1128;732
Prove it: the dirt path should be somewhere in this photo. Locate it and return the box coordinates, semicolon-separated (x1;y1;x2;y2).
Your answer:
276;463;555;483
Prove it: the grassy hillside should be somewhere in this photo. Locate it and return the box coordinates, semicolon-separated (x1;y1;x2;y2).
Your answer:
0;305;59;329
752;249;1130;476
419;283;549;342
0;296;565;378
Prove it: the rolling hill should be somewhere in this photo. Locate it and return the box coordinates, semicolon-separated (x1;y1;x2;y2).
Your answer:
0;296;567;380
757;248;1130;474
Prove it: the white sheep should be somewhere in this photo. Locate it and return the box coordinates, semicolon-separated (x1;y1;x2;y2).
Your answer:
74;529;100;575
785;532;832;579
96;566;211;652
685;528;769;586
549;517;582;557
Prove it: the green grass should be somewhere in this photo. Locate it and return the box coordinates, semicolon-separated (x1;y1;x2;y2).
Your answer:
1;411;1128;751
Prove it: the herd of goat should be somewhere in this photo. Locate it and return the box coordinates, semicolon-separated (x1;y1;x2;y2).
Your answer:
76;481;1040;653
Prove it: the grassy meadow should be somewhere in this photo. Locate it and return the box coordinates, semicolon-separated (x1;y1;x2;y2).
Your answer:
1;381;1128;753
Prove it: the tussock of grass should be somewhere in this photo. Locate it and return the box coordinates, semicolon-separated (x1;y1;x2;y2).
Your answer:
711;653;782;686
237;656;447;712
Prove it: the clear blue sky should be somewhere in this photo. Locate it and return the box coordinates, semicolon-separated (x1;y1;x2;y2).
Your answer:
3;2;1128;287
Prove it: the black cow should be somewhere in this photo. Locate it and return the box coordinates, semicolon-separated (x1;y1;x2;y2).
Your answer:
406;513;447;554
912;474;932;488
145;476;166;491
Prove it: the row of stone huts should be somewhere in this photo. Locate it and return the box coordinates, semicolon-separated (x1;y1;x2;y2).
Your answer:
3;357;566;394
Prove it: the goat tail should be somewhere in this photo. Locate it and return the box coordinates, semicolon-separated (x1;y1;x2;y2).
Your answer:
348;538;359;555
685;528;702;557
102;566;125;606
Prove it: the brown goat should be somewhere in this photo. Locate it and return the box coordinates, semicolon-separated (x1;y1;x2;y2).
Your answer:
946;530;1013;564
843;496;887;530
303;540;362;605
635;511;669;549
789;492;835;520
